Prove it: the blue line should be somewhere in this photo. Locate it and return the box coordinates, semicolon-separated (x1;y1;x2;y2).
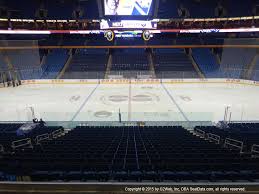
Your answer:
161;83;189;121
70;83;99;121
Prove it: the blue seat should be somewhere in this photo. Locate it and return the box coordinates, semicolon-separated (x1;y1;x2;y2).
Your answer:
1;125;259;182
162;171;176;181
128;171;143;181
113;171;127;181
82;171;97;181
30;171;49;181
64;171;82;181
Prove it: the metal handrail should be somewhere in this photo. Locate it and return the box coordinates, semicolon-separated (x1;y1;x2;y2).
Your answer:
194;128;205;138
52;128;64;139
251;144;259;155
35;133;49;144
11;138;32;149
224;138;244;153
207;133;220;144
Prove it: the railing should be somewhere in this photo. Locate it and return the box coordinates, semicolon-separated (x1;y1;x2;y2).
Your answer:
251;144;259;157
207;133;221;144
194;128;205;138
52;128;64;139
35;133;50;144
224;138;244;153
11;138;32;150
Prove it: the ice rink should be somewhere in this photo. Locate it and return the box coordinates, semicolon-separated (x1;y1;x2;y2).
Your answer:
0;81;259;122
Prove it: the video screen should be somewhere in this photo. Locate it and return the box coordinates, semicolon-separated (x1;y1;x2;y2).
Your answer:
104;0;153;16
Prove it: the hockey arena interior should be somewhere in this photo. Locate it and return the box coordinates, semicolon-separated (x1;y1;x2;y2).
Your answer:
0;0;259;193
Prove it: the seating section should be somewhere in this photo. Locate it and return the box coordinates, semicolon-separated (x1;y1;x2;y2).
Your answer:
115;39;145;46
86;36;114;46
110;49;150;79
192;48;223;78
147;37;175;45
62;38;85;46
1;0;256;19
0;52;8;71
41;49;69;79
5;49;68;80
252;55;259;81
62;49;108;79
228;123;259;150
176;37;201;45
2;48;68;80
220;48;256;78
0;35;258;80
7;50;40;70
154;49;198;78
77;0;99;19
223;0;254;17
157;0;254;19
0;123;63;151
4;0;38;18
192;44;257;79
45;0;74;19
219;39;257;78
2;0;99;19
6;49;42;80
195;123;259;152
0;125;259;182
0;123;24;150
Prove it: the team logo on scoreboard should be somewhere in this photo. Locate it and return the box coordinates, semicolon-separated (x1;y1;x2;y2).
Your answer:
142;30;151;41
104;30;115;41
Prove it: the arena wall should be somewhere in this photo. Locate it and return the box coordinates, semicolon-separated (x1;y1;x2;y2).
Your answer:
19;78;259;86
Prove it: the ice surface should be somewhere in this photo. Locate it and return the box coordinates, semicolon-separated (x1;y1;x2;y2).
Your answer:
0;82;258;122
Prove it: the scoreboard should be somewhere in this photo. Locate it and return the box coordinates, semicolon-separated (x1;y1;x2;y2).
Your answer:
100;20;157;30
104;0;153;16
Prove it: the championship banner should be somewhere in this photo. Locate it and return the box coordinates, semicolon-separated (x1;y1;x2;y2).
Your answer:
100;20;157;29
